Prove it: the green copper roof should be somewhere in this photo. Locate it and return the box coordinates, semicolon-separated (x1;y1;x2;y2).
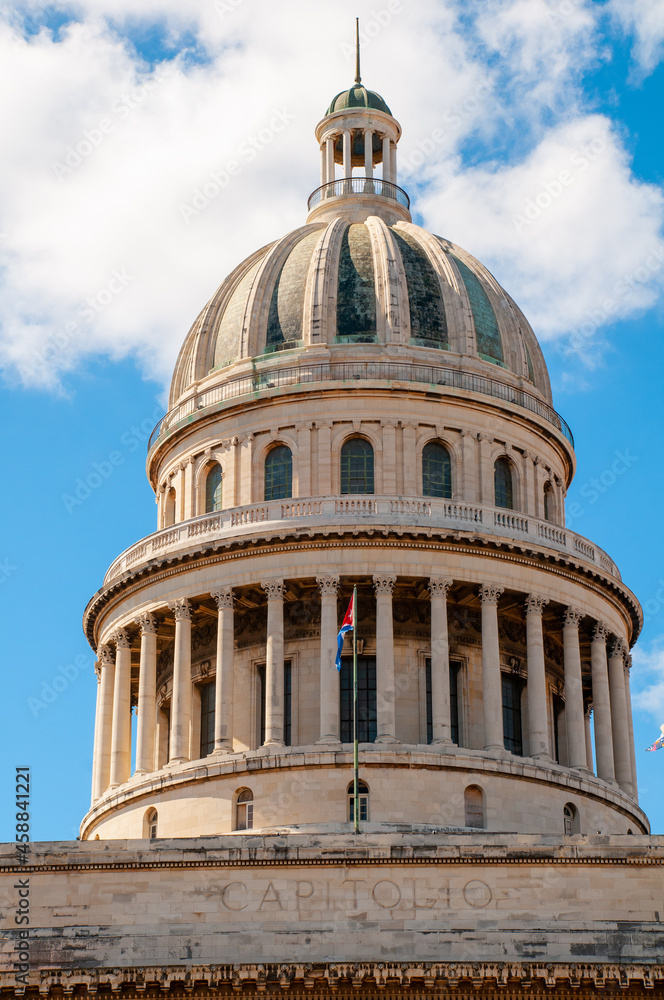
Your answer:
326;85;392;116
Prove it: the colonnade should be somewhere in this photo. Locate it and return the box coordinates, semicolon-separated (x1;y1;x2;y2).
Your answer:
319;127;398;187
91;577;637;805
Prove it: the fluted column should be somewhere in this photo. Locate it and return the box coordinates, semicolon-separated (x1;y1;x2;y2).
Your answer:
262;580;285;746
109;630;132;788
591;622;615;783
364;128;373;180
480;584;505;751
608;637;633;794
342;129;352;179
525;594;550;759
169;599;192;764
93;645;115;800
374;575;398;743
212;588;234;752
135;613;157;774
624;656;638;800
562;607;589;771
584;706;594;773
317;575;341;744
429;578;453;745
382;135;392;183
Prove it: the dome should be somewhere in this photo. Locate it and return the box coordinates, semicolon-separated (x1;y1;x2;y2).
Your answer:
326;84;392;116
169;219;552;407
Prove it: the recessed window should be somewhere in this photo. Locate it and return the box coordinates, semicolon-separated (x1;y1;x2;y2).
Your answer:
257;661;292;747
494;457;514;510
502;673;523;755
422;441;452;498
236;789;254;830
340;657;377;743
264;445;293;501
340;438;374;494
543;481;554;522
147;809;158;840
464;785;485;828
425;658;460;744
165;488;176;526
205;464;223;513
199;682;215;758
563;803;579;835
348;780;369;822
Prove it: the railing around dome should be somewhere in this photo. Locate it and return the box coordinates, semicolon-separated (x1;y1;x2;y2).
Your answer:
148;361;574;453
307;176;410;211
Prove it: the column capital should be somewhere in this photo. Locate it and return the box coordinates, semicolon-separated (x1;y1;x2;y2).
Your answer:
609;636;629;660
169;598;191;622
593;621;608;642
316;575;340;597
94;662;102;680
262;579;285;601
373;574;396;596
212;587;234;610
111;629;131;649
135;612;157;635
99;644;114;666
479;584;504;606
428;578;453;598
563;606;584;628
625;653;633;672
525;593;549;616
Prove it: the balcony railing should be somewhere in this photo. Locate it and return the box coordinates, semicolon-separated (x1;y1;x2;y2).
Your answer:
148;360;574;453
307;176;410;212
104;497;620;585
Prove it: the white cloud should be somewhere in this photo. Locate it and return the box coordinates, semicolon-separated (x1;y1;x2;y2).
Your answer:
0;0;661;392
608;0;664;75
631;638;664;723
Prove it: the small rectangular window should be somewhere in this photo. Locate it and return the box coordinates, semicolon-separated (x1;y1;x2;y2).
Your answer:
502;673;523;755
340;657;377;743
199;682;215;758
425;658;460;744
257;661;292;747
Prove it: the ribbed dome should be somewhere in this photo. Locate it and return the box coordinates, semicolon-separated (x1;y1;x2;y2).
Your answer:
326;84;392;116
169;218;552;407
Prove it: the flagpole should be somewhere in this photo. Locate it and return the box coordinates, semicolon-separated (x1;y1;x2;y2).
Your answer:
353;584;359;834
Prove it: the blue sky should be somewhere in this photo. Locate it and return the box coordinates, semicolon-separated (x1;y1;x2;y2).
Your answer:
1;0;664;841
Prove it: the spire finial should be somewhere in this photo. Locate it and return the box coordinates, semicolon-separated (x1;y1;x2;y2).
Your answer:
355;18;362;86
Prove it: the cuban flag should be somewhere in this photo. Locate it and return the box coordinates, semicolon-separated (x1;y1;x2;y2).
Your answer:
645;723;664;752
335;593;355;671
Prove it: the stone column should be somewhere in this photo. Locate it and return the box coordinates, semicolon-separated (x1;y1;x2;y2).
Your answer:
109;630;132;788
317;575;341;744
478;434;494;505
297;424;312;497
608;637;633;794
93;646;115;800
212;588;234;752
134;612;157;775
562;607;588;771
342;129;352;179
624;657;638;800
390;141;398;187
402;423;416;494
364;128;373;179
90;663;102;802
262;580;285;746
591;622;615;783
326;137;335;188
168;598;192;764
382;135;392;183
320;144;326;186
429;578;453;745
461;429;477;502
374;575;398;743
525;594;551;760
382;421;397;493
480;584;505;751
584;706;594;773
317;422;332;495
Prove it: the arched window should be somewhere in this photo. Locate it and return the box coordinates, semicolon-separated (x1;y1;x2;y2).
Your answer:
340;438;374;494
563;803;579;835
205;464;223;513
543;481;554;522
348;780;369;823
264;445;292;501
422;441;452;498
494;457;514;510
165;488;176;526
146;808;158;840
235;789;254;830
464;785;485;828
